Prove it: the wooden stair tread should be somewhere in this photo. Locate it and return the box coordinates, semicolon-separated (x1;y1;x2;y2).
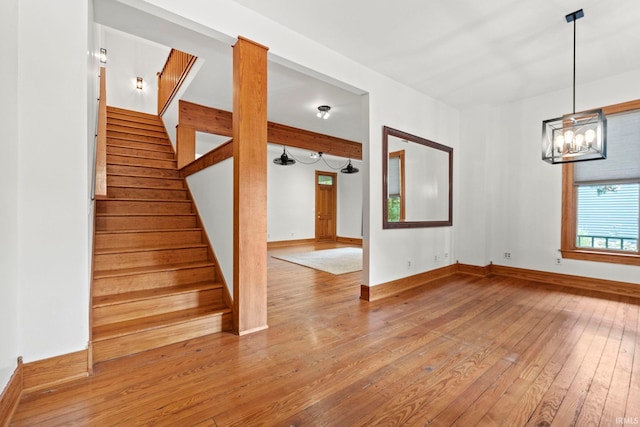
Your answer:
92;281;223;308
106;164;180;174
107;160;176;170
94;260;215;279
92;306;231;341
108;184;186;191
107;143;173;154
95;242;208;255
107;152;175;162
107;106;159;119
106;133;169;144
96;212;196;217
99;197;189;202
107;117;166;128
108;173;182;181
95;227;203;235
107;136;172;148
107;122;166;132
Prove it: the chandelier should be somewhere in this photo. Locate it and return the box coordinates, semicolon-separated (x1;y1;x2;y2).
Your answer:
541;9;606;164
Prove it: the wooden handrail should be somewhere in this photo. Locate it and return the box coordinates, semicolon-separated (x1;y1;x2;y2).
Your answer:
94;66;107;199
157;49;197;116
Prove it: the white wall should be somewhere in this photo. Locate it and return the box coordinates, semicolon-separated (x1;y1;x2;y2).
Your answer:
186;160;234;295
337;161;363;239
0;0;20;391
103;27;170;115
17;0;90;362
472;69;640;284
267;145;363;242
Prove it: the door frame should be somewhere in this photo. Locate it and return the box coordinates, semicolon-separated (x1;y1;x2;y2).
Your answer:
315;171;337;242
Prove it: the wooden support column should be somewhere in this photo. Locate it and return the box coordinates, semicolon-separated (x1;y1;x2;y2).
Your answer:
232;36;269;335
176;125;196;169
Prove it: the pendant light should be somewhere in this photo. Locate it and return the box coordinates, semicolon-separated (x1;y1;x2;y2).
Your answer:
541;9;606;164
340;160;359;174
273;147;296;166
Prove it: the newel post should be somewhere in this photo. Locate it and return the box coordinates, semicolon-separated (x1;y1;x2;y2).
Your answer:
232;36;269;335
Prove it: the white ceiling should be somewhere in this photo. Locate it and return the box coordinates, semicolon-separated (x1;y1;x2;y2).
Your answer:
230;0;640;108
95;0;640;146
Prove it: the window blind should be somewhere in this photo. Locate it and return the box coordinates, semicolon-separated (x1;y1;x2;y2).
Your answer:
389;156;400;197
574;109;640;184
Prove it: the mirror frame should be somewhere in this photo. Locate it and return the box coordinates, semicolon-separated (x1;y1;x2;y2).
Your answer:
382;126;453;229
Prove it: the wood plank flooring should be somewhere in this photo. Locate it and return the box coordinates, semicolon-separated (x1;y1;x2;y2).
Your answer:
10;243;640;426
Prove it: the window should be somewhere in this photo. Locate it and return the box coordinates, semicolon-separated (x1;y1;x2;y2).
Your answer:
561;100;640;265
387;150;405;222
317;174;334;186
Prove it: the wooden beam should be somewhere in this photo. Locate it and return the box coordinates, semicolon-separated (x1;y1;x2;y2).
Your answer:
179;100;232;136
267;122;362;160
233;37;269;335
176;125;196;169
179;100;362;160
180;139;233;177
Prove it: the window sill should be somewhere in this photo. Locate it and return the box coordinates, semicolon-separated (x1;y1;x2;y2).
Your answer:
561;249;640;266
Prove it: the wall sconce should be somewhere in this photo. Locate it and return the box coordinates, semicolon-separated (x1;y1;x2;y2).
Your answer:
136;77;143;90
99;48;107;64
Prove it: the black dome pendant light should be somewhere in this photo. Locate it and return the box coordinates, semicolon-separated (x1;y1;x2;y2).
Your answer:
273;147;296;166
340;159;359;174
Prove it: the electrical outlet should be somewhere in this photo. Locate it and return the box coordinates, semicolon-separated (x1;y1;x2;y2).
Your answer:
504;252;512;259
407;259;412;269
434;254;440;262
555;257;562;265
444;252;449;259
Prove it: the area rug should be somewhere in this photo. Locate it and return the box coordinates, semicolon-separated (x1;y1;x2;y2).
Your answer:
272;247;362;275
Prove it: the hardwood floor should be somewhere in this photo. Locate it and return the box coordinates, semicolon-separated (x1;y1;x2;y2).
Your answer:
10;243;640;426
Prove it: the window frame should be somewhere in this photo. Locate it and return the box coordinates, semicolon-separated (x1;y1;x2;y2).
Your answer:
561;99;640;266
388;149;406;222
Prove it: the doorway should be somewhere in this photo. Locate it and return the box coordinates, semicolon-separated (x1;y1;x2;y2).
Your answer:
315;171;337;242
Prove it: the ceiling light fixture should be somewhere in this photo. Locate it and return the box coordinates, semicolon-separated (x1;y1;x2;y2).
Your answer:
99;48;107;64
273;148;358;174
340;160;359;174
542;9;606;164
136;77;143;90
273;147;296;165
316;105;331;120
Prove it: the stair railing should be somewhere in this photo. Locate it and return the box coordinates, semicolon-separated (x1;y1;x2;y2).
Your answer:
157;48;197;116
94;66;107;199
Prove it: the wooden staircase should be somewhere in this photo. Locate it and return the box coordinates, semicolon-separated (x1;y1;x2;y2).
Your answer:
91;106;232;364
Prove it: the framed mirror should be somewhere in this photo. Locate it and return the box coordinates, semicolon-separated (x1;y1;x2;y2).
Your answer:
382;126;453;229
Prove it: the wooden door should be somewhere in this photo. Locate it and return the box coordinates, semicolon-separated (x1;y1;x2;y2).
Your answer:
315;171;337;242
